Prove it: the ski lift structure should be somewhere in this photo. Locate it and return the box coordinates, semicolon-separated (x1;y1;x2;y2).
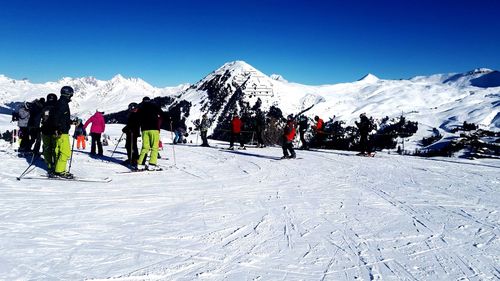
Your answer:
234;71;274;98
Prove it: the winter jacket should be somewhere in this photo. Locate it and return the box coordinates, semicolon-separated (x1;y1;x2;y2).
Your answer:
84;111;106;134
27;100;44;128
122;110;141;136
17;107;30;127
200;117;210;132
52;96;72;134
139;101;163;131
298;117;309;132
41;100;57;135
73;123;87;138
315;118;324;132
255;112;266;130
356;115;371;135
231;117;242;133
284;120;296;142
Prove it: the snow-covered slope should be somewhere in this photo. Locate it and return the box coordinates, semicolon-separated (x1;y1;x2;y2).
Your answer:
0;124;498;280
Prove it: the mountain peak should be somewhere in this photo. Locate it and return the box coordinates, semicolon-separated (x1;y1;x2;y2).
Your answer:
111;74;126;81
215;61;261;75
358;73;379;83
270;74;288;82
468;68;494;75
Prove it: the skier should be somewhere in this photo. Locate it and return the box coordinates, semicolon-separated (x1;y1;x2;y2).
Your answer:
200;113;211;147
137;96;163;171
282;114;297;159
173;117;187;144
355;113;373;156
16;102;31;152
41;93;58;173
83;109;106;157
229;113;245;150
298;115;309;150
73;119;87;150
122;102;140;168
312;115;325;147
51;86;74;178
26;98;45;154
255;110;266;148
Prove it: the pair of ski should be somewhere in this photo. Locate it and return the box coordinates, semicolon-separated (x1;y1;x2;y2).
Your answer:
19;174;112;183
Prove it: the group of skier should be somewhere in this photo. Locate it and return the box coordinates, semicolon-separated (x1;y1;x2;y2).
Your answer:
12;87;375;178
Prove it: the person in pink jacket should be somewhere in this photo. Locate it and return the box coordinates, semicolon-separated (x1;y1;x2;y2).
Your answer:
83;110;106;156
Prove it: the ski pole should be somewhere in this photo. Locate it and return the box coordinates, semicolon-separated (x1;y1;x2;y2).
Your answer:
169;121;177;166
16;152;40;180
129;132;133;166
68;134;76;173
111;132;125;157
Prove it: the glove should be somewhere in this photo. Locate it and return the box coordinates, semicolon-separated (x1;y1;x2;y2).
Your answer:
85;136;88;141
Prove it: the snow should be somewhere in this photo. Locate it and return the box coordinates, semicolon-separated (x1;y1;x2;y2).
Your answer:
357;73;380;83
0;124;499;280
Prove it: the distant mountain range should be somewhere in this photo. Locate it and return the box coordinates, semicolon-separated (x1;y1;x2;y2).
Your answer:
1;61;499;148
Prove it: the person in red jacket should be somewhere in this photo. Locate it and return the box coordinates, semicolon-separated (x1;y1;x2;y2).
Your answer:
313;115;325;147
282;114;297;159
229;113;245;149
84;109;106;156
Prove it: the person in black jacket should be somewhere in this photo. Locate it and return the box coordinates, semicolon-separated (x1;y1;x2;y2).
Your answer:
27;98;45;154
122;102;141;168
41;93;58;172
255;110;266;148
298;115;309;150
137;97;163;171
355;113;372;155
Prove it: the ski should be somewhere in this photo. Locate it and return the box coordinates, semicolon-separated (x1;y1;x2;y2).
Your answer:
356;152;376;157
116;167;169;174
19;174;112;183
270;157;303;161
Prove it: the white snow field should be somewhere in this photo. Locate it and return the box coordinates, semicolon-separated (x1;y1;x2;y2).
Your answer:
0;125;498;280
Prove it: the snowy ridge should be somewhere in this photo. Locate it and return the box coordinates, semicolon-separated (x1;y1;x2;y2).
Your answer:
0;74;189;120
1;61;499;136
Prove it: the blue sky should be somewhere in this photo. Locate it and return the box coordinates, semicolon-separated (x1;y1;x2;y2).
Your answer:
0;0;499;87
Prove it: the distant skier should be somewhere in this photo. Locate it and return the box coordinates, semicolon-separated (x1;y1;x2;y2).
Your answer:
255;110;266;148
41;93;58;173
27;98;45;154
16;102;31;152
122;102;140;168
73;118;87;150
355;113;373;156
312;115;325;147
173;117;187;144
200;113;211;147
281;114;297;159
84;109;106;157
229;113;245;150
51;86;75;178
298;115;309;150
137;96;163;171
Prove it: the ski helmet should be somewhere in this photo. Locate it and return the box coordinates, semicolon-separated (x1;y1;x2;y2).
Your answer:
287;114;294;120
142;96;151;102
60;86;74;98
128;102;138;111
46;93;57;102
314;116;319;121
